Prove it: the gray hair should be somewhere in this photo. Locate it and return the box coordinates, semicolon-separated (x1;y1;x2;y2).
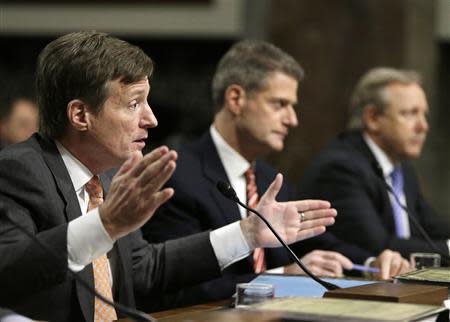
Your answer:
347;67;421;129
211;39;304;109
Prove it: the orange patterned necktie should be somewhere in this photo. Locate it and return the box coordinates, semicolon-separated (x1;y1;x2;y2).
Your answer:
85;175;118;322
244;167;266;274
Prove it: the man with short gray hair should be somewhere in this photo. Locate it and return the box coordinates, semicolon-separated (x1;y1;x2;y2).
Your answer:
299;67;450;263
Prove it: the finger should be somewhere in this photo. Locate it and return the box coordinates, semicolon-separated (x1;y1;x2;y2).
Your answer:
141;160;177;196
321;252;353;270
299;216;335;230
300;208;337;222
290;199;332;212
115;151;142;177
399;259;411;274
379;256;392;280
148;187;175;213
295;226;326;241
389;256;402;277
129;146;172;177
137;150;177;186
259;173;283;205
312;257;344;276
309;266;330;277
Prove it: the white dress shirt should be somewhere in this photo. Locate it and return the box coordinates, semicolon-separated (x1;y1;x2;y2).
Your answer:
58;141;251;272
210;126;285;273
210;125;250;219
0;315;33;322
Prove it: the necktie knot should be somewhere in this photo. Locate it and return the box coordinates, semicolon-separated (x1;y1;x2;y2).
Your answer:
244;167;256;183
85;175;103;211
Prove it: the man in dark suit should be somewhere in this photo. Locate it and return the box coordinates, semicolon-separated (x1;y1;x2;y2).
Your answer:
0;32;337;321
142;42;410;308
298;67;450;262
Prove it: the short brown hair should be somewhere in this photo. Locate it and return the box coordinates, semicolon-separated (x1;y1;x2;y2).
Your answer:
211;39;304;109
36;31;153;139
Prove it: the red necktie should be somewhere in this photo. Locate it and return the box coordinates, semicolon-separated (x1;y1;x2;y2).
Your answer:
244;167;266;273
85;175;118;322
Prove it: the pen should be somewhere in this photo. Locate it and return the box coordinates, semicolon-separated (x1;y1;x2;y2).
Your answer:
352;264;380;273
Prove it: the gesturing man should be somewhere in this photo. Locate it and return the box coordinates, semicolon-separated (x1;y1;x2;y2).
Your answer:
0;31;335;322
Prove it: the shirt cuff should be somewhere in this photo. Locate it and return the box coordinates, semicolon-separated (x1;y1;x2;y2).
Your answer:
1;315;33;322
265;266;285;274
67;208;114;272
209;221;251;270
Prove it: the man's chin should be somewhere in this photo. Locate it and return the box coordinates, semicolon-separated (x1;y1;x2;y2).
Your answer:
404;149;422;160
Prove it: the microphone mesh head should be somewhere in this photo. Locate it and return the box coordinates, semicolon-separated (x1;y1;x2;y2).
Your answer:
216;181;238;201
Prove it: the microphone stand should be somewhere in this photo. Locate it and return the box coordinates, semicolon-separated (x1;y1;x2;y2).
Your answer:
373;163;450;262
216;181;340;291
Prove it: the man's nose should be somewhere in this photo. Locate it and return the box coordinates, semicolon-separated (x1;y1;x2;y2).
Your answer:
285;105;298;128
140;102;158;129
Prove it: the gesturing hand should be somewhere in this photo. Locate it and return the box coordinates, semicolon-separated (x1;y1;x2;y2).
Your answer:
240;174;337;249
100;146;177;240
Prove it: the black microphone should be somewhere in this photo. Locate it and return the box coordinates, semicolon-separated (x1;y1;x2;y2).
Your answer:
216;181;340;291
372;162;450;262
0;203;155;322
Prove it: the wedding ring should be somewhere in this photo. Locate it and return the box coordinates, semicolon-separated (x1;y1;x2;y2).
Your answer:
299;212;305;223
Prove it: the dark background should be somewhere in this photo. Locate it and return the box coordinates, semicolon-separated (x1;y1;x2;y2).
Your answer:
1;0;449;219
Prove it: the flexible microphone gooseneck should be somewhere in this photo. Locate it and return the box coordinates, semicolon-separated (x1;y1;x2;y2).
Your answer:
216;181;340;291
0;205;155;322
373;162;450;262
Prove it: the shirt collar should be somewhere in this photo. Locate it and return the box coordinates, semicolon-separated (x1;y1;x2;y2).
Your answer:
363;133;395;178
55;141;94;192
210;125;251;180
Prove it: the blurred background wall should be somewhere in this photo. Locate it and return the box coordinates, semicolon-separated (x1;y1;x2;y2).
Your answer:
1;0;449;218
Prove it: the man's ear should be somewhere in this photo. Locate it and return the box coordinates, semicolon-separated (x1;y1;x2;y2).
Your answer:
363;104;382;132
67;99;89;132
223;85;246;116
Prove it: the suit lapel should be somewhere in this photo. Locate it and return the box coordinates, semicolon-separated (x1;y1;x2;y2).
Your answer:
200;133;242;224
350;132;397;233
39;136;95;322
39;136;83;222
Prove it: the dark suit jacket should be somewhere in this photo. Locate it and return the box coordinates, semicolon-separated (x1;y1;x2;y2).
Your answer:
0;134;221;322
298;130;450;261
141;131;372;308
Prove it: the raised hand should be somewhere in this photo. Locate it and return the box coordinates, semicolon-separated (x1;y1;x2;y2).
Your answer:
99;146;177;240
240;174;337;249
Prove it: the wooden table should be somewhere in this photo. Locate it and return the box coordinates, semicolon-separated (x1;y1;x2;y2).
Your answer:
117;299;284;321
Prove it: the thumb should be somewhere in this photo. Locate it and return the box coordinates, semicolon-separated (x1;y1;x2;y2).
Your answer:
260;173;283;204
